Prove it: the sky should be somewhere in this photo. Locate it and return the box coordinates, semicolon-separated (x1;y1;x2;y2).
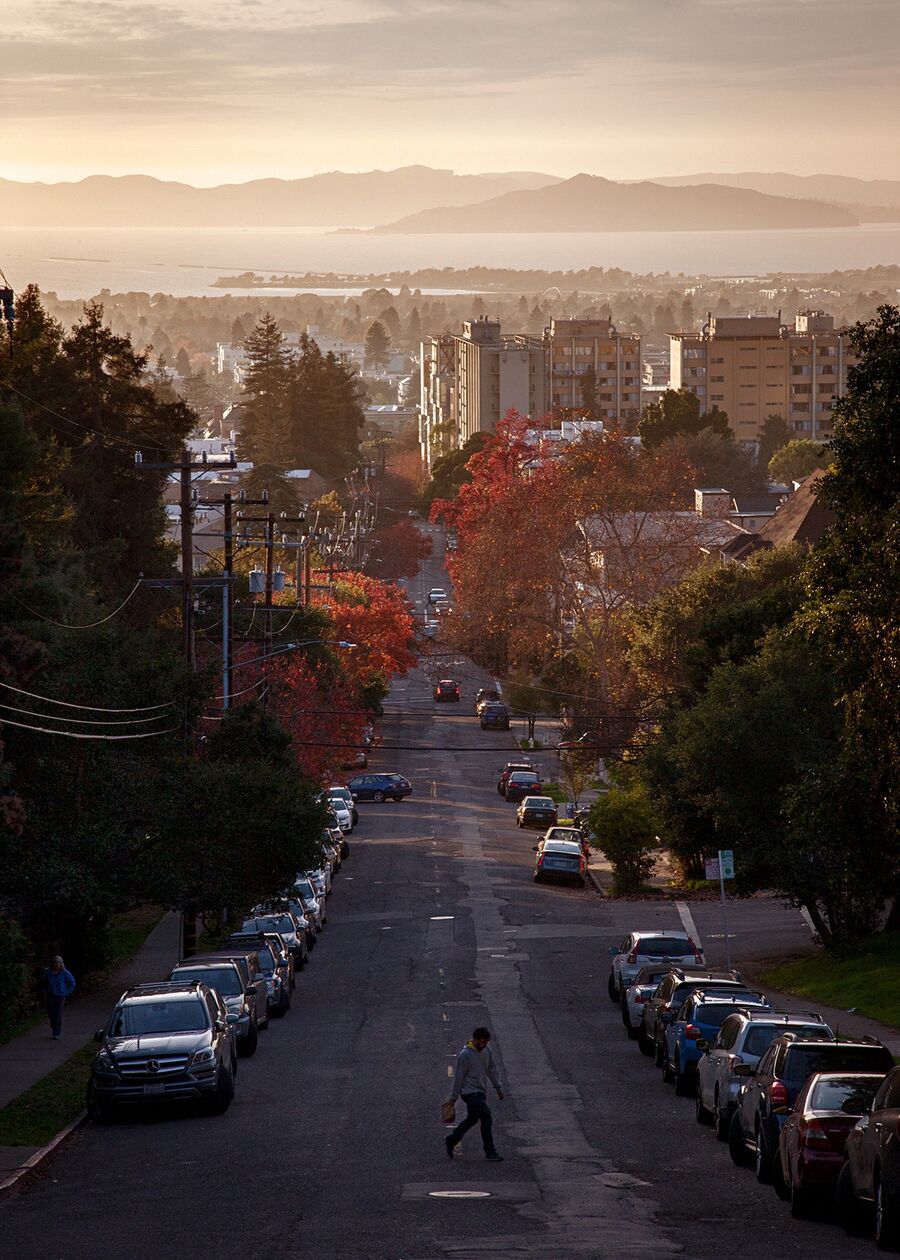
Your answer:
3;0;899;185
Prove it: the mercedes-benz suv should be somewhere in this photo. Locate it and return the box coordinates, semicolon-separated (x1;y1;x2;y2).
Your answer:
87;981;237;1120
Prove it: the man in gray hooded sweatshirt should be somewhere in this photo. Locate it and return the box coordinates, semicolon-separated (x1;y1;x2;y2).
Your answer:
445;1026;504;1161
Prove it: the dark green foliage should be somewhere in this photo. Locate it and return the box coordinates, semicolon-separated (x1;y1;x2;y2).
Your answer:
659;427;765;494
364;320;391;370
757;414;792;469
423;432;488;507
587;771;658;893
638;388;730;449
768;439;826;484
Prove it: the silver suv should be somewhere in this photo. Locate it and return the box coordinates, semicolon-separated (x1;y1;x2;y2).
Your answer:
87;981;237;1120
169;960;260;1057
695;1008;831;1140
607;930;704;1001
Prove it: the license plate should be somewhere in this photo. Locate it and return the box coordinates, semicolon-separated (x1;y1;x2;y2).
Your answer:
544;858;576;870
142;1084;165;1097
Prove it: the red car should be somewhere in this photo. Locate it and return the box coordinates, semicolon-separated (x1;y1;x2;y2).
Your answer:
434;679;461;702
777;1071;886;1218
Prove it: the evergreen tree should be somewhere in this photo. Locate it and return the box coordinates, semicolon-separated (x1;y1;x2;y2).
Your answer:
405;306;422;349
379;306;401;345
175;346;190;378
580;364;599;421
757;413;792;469
231;316;246;343
365;321;391;370
238;313;296;511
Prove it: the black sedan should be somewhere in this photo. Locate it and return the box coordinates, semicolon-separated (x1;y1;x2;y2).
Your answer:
480;702;510;730
516;796;559;829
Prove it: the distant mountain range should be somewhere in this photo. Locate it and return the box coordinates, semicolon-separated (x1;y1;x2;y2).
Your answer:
649;171;900;214
368;174;857;234
0;166;561;228
2;165;893;232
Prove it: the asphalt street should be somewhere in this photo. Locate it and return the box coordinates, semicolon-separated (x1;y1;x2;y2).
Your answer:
0;534;873;1259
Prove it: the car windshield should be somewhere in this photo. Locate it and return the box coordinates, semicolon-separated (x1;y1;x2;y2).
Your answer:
811;1077;883;1113
295;881;316;899
524;798;554;808
111;999;208;1036
695;1003;760;1028
510;772;538;782
785;1046;892;1084
637;936;692;956
171;968;242;996
744;1025;799;1056
329;790;351;803
261;916;293;934
251;946;275;970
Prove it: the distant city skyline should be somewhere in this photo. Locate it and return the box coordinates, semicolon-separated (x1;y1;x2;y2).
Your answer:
4;0;899;185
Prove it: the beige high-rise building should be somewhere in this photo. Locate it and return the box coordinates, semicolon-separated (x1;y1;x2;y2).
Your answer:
418;334;456;470
453;318;548;446
547;318;641;422
670;311;853;443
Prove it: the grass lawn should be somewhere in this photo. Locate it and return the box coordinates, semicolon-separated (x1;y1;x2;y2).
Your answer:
0;1041;95;1148
762;932;900;1031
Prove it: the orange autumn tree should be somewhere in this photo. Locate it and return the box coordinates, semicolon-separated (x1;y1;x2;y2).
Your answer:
315;570;417;699
372;519;433;580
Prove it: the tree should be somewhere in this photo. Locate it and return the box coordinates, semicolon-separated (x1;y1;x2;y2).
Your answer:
288;335;364;480
579;365;599;421
237;313;295;510
175;346;190;378
423;432;487;508
660;427;765;494
405;306;422;348
365;321;391;371
639;389;731;449
757;414;791;469
587;773;658;894
768;438;826;484
371;520;433;580
504;673;546;742
379;306;401;345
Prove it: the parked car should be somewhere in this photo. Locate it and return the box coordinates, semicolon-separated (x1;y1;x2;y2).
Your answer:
243;911;308;973
187;950;269;1030
293;875;326;930
637;969;747;1063
480;702;510;730
504;770;543;802
341;749;368;770
427;587;448;604
324;795;353;833
778;1072;886;1219
620;966;674;1039
662;991;771;1096
729;1032;894;1186
86;981;236;1120
516;796;559;829
434;678;461;701
169;959;260;1057
475;687;501;712
544;825;590;861
307;864;331;898
497;761;534;795
533;837;586;887
607;931;705;1001
225;932;292;1016
328;785;358;827
838;1065;900;1245
697;1009;832;1141
346;772;411;802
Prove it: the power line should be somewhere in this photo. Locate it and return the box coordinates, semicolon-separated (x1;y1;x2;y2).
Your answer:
0;703;169;728
0;715;177;740
2;580;143;629
0;379;176;457
0;680;173;714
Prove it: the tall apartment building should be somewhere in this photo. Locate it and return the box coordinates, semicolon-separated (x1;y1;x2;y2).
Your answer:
670;311;853;443
546;318;641;422
419;334;456;469
453;318;548;447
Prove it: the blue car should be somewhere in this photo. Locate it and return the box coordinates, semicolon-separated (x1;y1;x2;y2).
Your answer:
346;772;412;802
663;990;769;1096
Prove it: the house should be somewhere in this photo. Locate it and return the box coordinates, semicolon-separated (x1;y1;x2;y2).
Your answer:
704;469;833;565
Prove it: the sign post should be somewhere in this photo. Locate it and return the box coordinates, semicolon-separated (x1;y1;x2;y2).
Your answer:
717;849;735;968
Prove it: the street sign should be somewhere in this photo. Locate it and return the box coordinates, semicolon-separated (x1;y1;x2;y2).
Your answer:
718;849;735;880
704;858;720;881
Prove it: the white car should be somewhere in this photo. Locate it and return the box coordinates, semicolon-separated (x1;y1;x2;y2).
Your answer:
328;786;358;827
427;587;448;604
620;965;674;1039
607;930;704;1001
307;864;332;897
327;798;353;833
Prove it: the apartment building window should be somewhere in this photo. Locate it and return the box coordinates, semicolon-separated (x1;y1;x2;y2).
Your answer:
711;375;724;382
711;394;725;402
711;356;724;364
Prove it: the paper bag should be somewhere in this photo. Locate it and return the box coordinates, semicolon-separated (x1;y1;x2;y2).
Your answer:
440;1099;456;1125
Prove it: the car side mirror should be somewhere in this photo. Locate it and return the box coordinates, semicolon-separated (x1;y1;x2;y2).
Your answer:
733;1063;755;1077
608;947;618;956
773;1105;790;1116
214;1019;227;1032
351;794;358;801
94;1029;105;1042
226;1013;239;1023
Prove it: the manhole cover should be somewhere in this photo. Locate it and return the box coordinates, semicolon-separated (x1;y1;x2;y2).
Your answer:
428;1190;492;1199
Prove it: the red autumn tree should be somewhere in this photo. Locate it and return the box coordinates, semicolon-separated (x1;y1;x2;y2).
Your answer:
372;519;433;580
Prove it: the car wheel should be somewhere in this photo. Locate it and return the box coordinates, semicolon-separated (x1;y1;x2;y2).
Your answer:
714;1096;731;1142
203;1063;235;1116
662;1051;675;1085
373;790;386;802
607;971;619;1003
393;795;403;802
274;988;291;1018
696;1090;713;1125
729;1111;752;1167
86;1080;112;1123
674;1063;693;1097
788;1173;811;1215
638;1027;654;1058
238;1018;258;1058
754;1125;773;1184
654;1036;665;1068
837;1161;867;1236
875;1169;900;1251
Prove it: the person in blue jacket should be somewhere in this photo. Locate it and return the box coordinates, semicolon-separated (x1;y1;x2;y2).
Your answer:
43;956;76;1039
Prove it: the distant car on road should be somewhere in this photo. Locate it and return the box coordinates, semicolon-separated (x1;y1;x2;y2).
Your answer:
607;930;704;1001
638;969;748;1064
497;761;534;795
620;966;673;1039
434;678;461;701
480;702;510;730
503;770;542;802
475;687;501;712
341;749;368;770
516;796;558;829
427;587;448;604
346;772;412;802
533;837;586;887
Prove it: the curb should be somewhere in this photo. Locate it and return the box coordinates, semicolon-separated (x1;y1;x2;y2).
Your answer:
0;1110;88;1199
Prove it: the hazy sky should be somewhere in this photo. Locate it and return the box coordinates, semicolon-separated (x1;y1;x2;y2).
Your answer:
4;0;899;184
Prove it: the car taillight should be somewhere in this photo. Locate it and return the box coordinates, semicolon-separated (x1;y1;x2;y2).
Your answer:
687;937;704;963
799;1118;829;1146
770;1081;789;1108
635;994;647;1004
537;856;544;867
684;1024;701;1040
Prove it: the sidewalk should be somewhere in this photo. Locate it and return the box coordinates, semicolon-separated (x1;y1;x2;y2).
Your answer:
0;910;182;1112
